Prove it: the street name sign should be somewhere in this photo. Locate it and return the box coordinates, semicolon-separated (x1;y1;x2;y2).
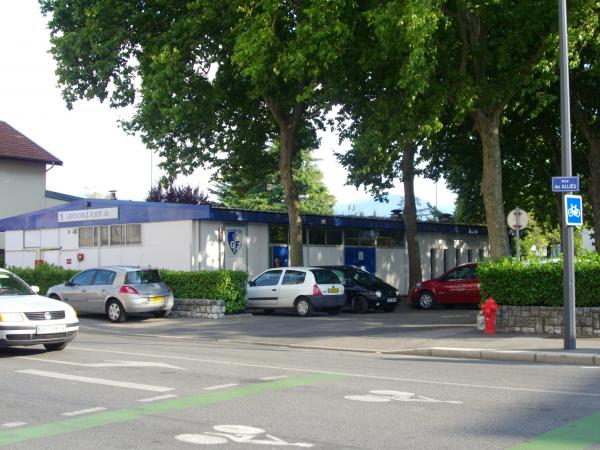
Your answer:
552;176;579;192
564;195;583;227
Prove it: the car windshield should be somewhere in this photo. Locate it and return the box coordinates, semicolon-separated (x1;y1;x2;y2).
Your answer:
348;268;378;283
0;272;35;296
310;269;341;285
125;269;162;284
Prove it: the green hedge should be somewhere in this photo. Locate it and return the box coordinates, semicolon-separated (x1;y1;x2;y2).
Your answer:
478;253;600;307
10;265;79;296
160;270;247;314
9;265;248;314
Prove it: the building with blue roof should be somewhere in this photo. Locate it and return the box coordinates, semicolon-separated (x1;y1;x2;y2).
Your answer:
0;199;488;294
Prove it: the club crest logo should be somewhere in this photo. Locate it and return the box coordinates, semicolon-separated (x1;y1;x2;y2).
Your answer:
227;229;242;255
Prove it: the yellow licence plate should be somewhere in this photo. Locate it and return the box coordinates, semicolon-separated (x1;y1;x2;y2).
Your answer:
328;287;339;294
149;296;164;303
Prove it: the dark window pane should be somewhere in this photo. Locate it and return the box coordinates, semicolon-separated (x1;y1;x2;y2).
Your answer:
125;269;162;284
79;227;96;247
126;224;141;245
359;229;376;246
269;225;288;244
345;229;360;246
309;228;326;245
99;226;109;246
282;270;306;285
111;225;125;245
93;270;116;285
254;270;283;286
72;270;96;286
326;230;342;246
311;269;341;284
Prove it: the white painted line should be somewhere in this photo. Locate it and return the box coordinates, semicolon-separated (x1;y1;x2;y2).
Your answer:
16;369;174;393
581;367;600;369
18;357;184;370
138;394;178;403
203;383;239;391
69;346;600;398
62;407;107;417
2;422;27;428
260;376;290;381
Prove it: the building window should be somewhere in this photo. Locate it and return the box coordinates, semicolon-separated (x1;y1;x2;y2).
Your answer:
455;248;461;266
126;224;142;245
110;225;125;245
326;229;343;246
478;248;485;261
308;228;326;245
79;227;97;247
344;228;360;246
376;230;404;248
443;249;449;272
269;224;288;244
430;249;436;278
467;249;473;262
99;226;110;246
305;227;342;246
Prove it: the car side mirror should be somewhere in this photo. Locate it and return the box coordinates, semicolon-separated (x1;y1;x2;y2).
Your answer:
31;286;40;294
65;280;74;287
248;280;256;287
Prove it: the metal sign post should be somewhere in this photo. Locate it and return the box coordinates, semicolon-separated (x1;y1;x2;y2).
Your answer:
558;0;576;350
507;208;528;261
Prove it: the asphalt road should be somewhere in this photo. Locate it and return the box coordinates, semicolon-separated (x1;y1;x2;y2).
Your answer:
2;318;600;449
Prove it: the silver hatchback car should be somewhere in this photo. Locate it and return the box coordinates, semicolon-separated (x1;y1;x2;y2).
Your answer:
47;266;174;323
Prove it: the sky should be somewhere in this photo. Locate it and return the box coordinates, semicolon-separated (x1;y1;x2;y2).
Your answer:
0;1;456;216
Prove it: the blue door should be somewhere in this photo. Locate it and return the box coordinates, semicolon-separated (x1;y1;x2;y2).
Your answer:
270;245;289;268
344;247;376;274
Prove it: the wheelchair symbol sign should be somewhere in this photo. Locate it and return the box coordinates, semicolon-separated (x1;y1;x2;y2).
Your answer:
564;195;583;227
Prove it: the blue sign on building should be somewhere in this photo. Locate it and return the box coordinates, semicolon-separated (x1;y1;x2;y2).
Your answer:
552;176;579;192
564;195;583;227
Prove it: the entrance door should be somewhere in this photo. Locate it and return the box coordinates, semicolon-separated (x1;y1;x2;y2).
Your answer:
344;247;376;274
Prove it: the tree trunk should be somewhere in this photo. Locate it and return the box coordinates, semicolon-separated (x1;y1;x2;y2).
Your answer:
279;126;303;266
402;143;422;289
473;107;509;258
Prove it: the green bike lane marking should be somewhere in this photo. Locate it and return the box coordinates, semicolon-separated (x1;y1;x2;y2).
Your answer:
0;373;344;446
511;411;600;450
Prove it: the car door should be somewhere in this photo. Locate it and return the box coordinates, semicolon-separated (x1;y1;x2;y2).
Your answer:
435;266;471;304
63;269;96;312
246;270;283;308
86;269;116;313
277;270;307;307
463;265;481;304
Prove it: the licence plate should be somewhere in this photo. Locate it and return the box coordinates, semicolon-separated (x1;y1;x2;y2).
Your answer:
387;298;397;303
328;287;339;294
37;324;66;335
149;296;164;303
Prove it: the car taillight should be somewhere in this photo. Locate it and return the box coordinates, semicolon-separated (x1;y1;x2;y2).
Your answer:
119;285;140;295
312;284;323;296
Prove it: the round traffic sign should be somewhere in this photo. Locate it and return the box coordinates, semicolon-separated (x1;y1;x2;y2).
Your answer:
507;208;529;230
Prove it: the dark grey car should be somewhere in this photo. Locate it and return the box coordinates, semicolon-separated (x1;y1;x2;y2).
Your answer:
47;266;174;323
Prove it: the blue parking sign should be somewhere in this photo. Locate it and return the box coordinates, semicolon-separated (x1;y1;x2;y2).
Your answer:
564;195;583;227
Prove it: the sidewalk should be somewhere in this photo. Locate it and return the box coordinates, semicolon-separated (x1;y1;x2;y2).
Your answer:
80;301;600;366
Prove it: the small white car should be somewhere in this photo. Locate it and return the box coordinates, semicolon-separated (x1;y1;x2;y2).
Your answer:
0;268;78;351
247;267;345;317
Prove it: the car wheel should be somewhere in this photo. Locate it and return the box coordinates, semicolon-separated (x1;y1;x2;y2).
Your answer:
326;307;341;315
383;304;397;313
44;342;67;351
295;297;313;317
418;292;435;309
153;310;169;318
106;299;127;323
263;309;275;315
353;296;369;314
49;294;60;300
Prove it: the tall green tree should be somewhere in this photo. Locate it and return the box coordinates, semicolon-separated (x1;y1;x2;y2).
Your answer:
40;0;357;266
211;146;336;215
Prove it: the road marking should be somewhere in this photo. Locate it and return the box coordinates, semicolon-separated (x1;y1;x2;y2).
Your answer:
62;407;107;417
16;370;174;393
511;411;600;450
0;373;343;446
260;376;289;381
1;423;26;429
176;424;313;447
138;394;178;403
345;390;462;404
203;384;239;391
18;357;184;370
68;346;600;399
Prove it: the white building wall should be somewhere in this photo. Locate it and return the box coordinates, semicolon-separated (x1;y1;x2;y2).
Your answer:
377;248;406;294
247;223;269;279
199;221;222;271
5;231;23;251
305;246;343;266
134;221;192;270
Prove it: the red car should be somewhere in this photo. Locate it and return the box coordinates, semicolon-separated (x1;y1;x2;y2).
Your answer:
409;263;480;309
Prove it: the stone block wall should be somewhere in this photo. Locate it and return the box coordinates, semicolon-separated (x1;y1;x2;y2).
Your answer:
171;298;225;319
495;305;600;337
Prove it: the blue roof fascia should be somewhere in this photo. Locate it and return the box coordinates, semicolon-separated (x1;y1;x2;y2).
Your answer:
0;199;211;231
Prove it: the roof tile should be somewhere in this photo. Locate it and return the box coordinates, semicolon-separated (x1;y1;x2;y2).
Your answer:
0;121;63;165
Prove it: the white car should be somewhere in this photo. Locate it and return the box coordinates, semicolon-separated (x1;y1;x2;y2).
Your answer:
0;268;79;351
247;267;345;317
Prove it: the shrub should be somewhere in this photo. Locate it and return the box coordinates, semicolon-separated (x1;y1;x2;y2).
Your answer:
9;264;78;296
478;253;600;307
160;270;247;314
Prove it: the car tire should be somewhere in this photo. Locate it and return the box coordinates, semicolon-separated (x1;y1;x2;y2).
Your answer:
353;296;369;314
418;291;435;309
48;294;61;301
44;342;68;351
383;304;397;313
326;307;341;315
106;299;127;323
153;310;169;318
263;309;275;315
295;297;313;317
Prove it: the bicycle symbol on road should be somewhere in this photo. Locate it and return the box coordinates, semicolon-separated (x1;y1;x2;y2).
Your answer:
567;203;581;218
345;390;462;404
175;425;314;447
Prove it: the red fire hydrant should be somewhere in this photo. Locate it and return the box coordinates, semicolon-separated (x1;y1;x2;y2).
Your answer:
481;297;498;335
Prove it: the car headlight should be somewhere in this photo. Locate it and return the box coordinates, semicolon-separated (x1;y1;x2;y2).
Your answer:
0;312;24;322
395;290;401;297
65;308;78;321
